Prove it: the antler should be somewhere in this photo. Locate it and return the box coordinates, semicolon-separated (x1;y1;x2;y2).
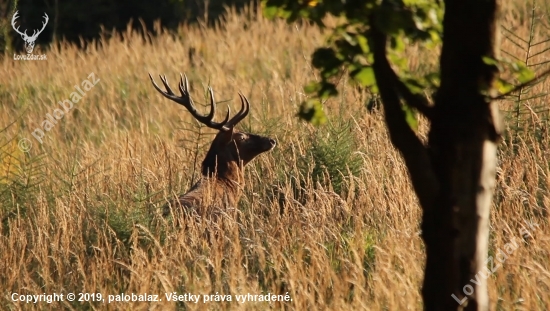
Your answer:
148;73;250;131
226;93;250;128
11;11;27;39
11;11;49;41
29;13;49;41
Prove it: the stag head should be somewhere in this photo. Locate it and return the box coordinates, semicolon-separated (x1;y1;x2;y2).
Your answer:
11;11;49;54
148;73;276;174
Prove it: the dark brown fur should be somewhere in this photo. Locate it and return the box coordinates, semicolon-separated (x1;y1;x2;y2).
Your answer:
148;73;275;217
165;128;275;215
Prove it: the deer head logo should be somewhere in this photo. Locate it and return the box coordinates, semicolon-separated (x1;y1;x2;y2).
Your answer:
11;11;49;54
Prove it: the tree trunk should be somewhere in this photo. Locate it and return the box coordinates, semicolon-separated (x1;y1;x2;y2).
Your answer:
370;0;502;310
422;0;501;310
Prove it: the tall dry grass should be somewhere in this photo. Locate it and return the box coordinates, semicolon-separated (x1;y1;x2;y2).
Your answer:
1;3;549;310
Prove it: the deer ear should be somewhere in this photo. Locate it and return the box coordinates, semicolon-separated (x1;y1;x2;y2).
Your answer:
218;127;234;145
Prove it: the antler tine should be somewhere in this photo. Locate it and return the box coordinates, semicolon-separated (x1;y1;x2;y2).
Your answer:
177;74;214;121
225;93;250;128
149;73;231;131
35;13;49;35
148;73;176;98
11;11;26;38
29;13;48;40
206;86;232;131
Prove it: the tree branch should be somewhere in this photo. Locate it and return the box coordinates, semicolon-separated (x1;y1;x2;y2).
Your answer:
369;20;438;210
394;77;435;120
491;67;550;100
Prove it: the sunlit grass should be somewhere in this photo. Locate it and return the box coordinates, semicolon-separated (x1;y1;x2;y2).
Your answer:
0;3;549;310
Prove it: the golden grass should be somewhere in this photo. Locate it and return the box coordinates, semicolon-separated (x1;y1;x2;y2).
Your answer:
1;3;549;311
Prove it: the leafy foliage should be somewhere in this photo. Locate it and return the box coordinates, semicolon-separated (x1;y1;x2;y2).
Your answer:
482;56;536;94
264;0;443;129
264;0;541;131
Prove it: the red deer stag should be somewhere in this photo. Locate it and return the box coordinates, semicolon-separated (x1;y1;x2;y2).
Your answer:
149;73;276;216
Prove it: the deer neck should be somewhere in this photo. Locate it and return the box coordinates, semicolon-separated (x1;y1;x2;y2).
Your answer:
217;161;244;191
201;152;245;190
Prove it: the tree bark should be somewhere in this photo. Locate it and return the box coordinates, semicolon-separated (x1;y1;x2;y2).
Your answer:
370;0;502;310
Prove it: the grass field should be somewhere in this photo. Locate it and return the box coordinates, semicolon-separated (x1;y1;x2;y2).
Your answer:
1;3;549;310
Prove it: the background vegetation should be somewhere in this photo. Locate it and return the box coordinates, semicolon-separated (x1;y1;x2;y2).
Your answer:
1;1;549;310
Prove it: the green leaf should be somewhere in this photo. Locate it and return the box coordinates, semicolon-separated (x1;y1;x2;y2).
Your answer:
356;34;369;53
402;104;418;132
390;36;405;52
517;64;535;83
263;5;279;19
494;78;515;94
388;52;407;70
426;30;442;47
298;99;327;125
304;81;321;94
402;78;425;94
352;67;376;87
482;56;502;72
482;56;499;66
424;72;440;88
